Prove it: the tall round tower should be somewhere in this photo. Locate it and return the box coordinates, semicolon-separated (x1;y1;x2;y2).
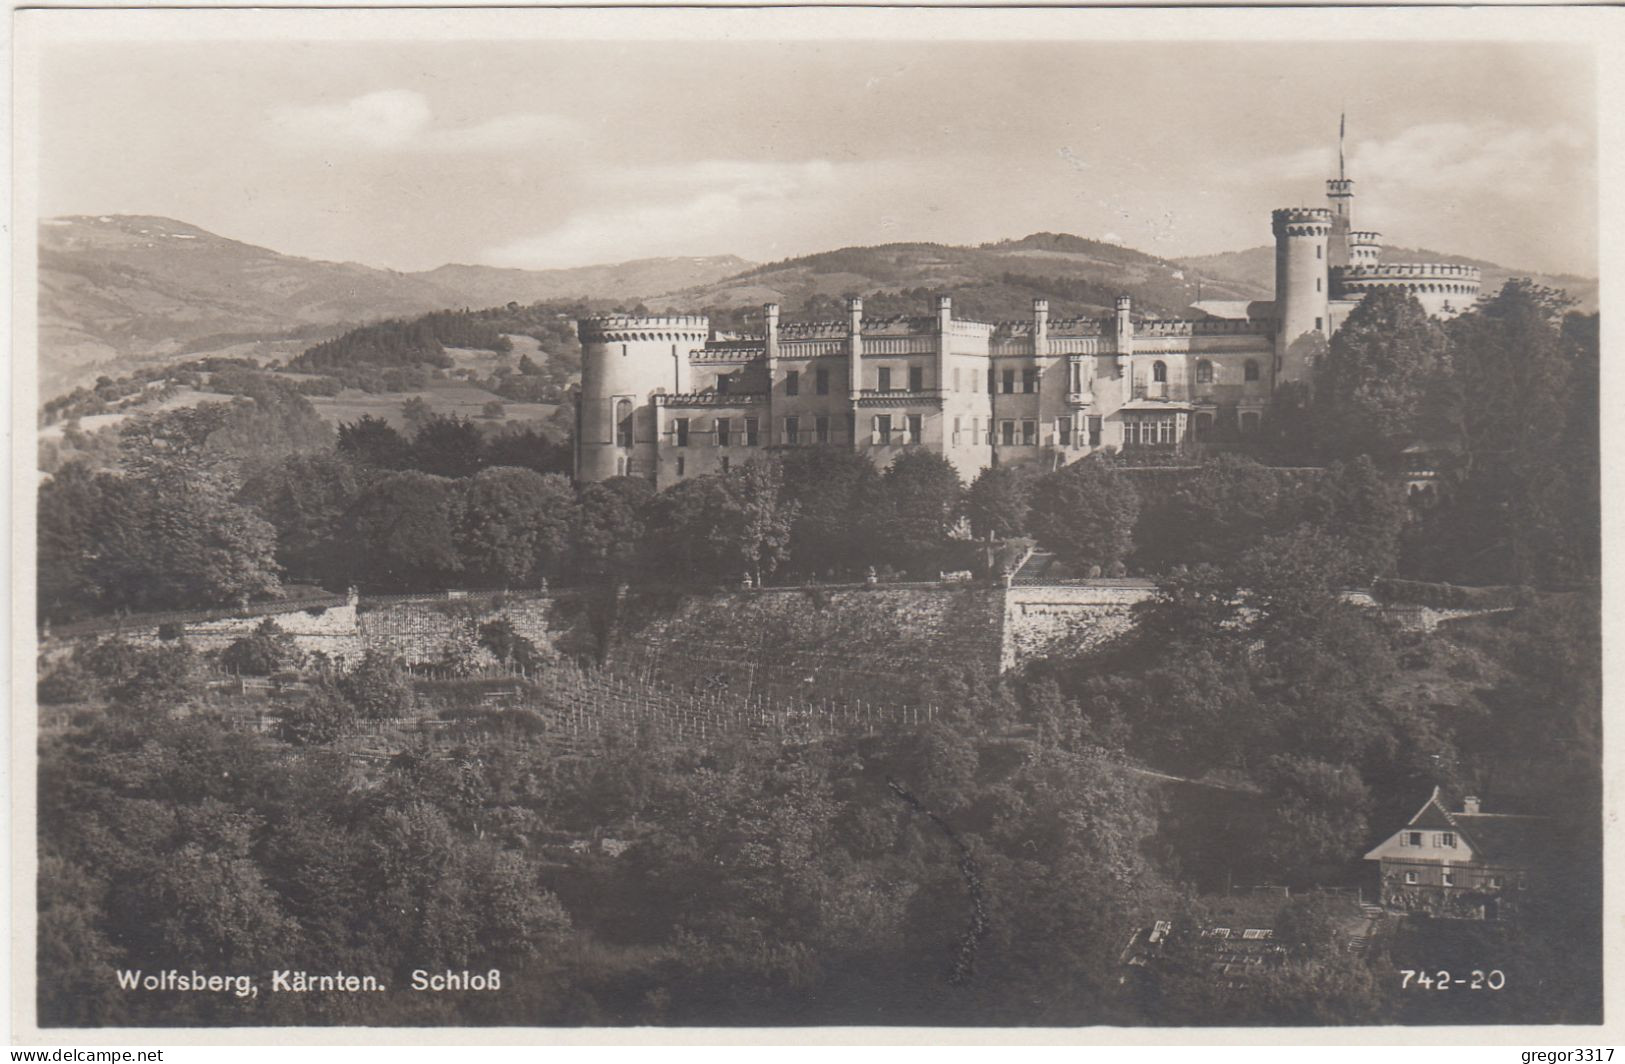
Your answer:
576;314;709;482
1272;207;1332;383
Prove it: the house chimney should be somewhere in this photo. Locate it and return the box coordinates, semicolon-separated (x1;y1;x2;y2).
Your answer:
1462;796;1481;814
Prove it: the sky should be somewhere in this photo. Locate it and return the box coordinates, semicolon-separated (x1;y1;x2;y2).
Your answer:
34;29;1599;276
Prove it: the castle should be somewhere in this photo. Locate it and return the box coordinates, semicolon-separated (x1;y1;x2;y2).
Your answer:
574;135;1480;486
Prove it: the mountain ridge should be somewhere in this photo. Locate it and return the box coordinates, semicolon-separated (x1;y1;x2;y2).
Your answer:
39;214;1596;398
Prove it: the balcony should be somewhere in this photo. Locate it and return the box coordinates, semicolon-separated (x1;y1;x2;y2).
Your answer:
857;388;944;406
1131;382;1188;402
655;392;767;407
1066;390;1095;407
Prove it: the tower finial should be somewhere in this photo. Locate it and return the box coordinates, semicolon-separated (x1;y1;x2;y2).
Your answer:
1339;111;1346;181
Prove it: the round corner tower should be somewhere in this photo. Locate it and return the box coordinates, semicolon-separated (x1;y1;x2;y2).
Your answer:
1272;206;1332;383
576;314;710;482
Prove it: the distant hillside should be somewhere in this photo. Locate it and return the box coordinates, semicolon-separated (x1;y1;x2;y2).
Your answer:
37;215;755;395
652;232;1261;324
1178;244;1597;313
419;256;752;310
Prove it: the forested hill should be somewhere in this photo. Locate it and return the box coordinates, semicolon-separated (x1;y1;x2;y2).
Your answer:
37;215;753;395
651;232;1263;323
1179;244;1598;313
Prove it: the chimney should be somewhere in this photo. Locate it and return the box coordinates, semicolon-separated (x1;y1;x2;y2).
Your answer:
1033;298;1050;359
1462;796;1481;815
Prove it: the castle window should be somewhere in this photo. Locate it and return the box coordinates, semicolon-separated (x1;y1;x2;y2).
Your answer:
1240;411;1261;435
674;417;690;448
1439;833;1456;848
1316;277;1322;292
1196;360;1214;384
1316;316;1324;331
874;414;893;445
1406;831;1423;847
785;370;799;396
744;417;759;446
716;418;732;447
1193;412;1214;439
1317;244;1322;260
1244;360;1261;382
1405;871;1419;885
1022;419;1037;446
878;367;892;392
907;414;923;444
815;415;831;444
954;367;962;392
1152;361;1167;383
1023;368;1038;393
1057;417;1073;446
1002;369;1016;394
1088;416;1102;447
616;399;634;448
1001;420;1016;446
676;456;685;477
909;366;925;392
721;456;730;473
784;416;800;445
816;367;830;395
988;367;997;393
1490;876;1504;889
717;374;731;395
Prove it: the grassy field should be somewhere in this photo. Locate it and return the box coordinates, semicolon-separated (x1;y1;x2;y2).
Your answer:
306;379;559;430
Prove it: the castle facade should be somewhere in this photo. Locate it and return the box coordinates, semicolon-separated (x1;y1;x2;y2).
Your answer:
575;152;1479;487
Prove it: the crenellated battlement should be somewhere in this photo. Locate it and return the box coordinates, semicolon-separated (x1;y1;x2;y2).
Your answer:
579;314;711;343
1335;263;1481;280
1326;179;1354;196
779;320;849;340
1350;230;1381;245
994;318;1107;338
690;343;765;363
1272;207;1333;236
1136;318;1276;337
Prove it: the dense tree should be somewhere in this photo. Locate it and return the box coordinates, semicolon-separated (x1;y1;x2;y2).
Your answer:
237;451;367;588
274;685;355;746
337;650;416;720
1312;288;1447;465
220;618;306;676
336;416;410;470
776;448;884;578
965;464;1034;543
1434;281;1576;584
410;415;488;478
347;472;463;590
1301;457;1407;583
37;462;113;621
1028;457;1138;572
483;426;572;477
1134;455;1290;573
571;477;654;584
453;467;575;587
873;451;964;575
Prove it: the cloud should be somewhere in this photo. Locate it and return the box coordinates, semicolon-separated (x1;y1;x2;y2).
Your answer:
1240;120;1591;202
485;160;871;268
267;89;574;152
1350;120;1589;200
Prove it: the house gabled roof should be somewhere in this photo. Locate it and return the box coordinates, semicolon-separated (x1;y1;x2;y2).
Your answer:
1377;785;1551;868
1405;785;1460;830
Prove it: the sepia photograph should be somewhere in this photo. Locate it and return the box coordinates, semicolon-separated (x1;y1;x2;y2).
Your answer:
10;5;1614;1039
